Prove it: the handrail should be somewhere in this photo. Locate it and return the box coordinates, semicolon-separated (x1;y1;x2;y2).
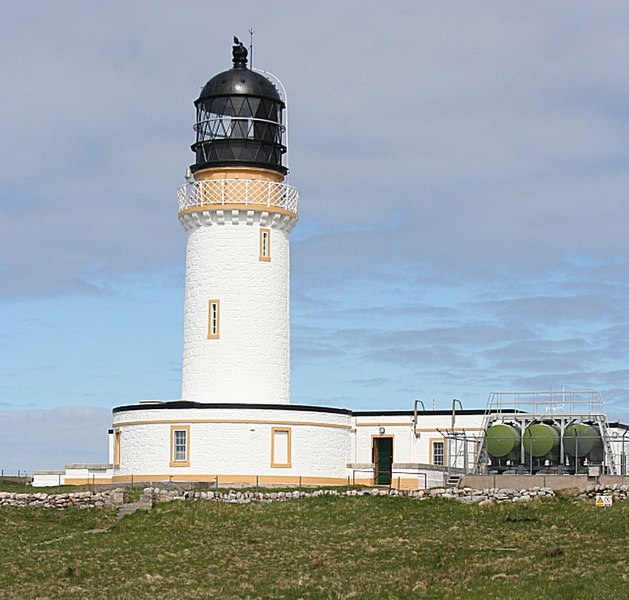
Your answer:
177;179;299;215
193;115;286;140
452;398;463;428
413;399;426;436
351;468;428;490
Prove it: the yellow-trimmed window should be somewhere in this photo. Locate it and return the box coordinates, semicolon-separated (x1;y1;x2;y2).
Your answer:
208;299;220;339
430;439;446;466
271;427;291;468
113;430;121;468
259;228;271;262
170;425;190;467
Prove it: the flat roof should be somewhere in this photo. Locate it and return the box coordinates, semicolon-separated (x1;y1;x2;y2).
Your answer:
113;401;353;416
609;421;629;430
112;401;489;417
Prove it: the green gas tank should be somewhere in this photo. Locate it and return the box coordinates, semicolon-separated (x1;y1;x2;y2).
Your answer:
523;422;560;459
485;423;521;461
563;423;596;458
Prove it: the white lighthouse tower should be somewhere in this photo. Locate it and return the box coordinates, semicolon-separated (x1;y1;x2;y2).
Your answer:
177;39;298;405
102;39;354;486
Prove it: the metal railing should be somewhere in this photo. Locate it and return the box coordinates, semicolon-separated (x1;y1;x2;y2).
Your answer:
0;469;29;479
351;469;428;490
484;390;607;417
177;179;299;215
0;470;31;493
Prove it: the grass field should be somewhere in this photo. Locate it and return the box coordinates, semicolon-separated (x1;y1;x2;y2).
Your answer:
0;494;627;599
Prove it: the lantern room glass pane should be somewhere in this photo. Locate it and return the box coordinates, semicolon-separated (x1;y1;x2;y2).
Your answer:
192;92;286;172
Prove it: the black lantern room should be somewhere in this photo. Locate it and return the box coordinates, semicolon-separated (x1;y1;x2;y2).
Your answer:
191;38;287;175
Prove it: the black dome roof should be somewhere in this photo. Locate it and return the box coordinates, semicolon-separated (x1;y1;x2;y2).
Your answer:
196;39;283;105
198;68;282;103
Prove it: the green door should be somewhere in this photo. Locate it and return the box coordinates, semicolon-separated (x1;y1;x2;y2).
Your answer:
373;437;393;485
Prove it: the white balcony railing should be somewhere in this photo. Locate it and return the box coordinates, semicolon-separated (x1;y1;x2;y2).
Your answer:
177;179;299;215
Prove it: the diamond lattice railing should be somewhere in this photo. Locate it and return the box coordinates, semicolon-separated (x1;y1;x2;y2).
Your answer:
177;179;299;214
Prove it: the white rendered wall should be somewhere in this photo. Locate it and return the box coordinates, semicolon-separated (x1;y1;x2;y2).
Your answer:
32;472;66;487
352;413;485;467
180;209;296;404
609;426;629;474
113;406;351;479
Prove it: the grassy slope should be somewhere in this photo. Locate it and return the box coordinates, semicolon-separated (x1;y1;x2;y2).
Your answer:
0;496;627;599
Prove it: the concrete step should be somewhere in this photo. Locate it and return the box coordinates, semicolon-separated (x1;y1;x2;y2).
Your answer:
116;500;153;520
446;474;463;488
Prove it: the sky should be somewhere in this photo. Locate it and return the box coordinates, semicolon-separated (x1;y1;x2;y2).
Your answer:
1;1;629;471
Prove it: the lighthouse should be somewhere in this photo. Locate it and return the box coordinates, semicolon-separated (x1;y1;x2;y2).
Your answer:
177;38;299;405
38;39;498;489
29;39;629;491
53;37;507;490
102;38;352;486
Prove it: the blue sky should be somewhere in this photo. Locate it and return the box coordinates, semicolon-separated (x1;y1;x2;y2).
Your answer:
2;1;629;471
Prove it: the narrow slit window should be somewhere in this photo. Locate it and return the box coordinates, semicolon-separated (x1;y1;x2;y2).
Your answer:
208;299;220;339
259;228;271;262
170;425;190;467
114;430;121;468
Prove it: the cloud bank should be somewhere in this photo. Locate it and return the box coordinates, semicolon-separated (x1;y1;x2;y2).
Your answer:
1;2;629;472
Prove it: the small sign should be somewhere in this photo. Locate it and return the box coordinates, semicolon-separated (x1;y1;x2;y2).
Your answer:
595;495;613;508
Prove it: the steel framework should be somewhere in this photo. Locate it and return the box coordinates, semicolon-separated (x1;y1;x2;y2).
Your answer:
473;390;618;475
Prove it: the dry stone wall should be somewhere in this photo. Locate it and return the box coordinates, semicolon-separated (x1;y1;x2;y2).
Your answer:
1;484;627;509
0;489;126;509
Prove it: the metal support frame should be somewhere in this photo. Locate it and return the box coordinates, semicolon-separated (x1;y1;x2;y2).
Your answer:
474;390;619;475
437;427;478;477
